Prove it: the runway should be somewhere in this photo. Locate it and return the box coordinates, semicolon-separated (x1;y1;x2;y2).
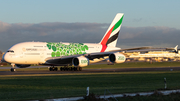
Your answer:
0;66;180;75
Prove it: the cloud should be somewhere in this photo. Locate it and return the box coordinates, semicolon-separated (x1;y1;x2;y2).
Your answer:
119;26;180;48
0;21;11;32
0;21;108;51
0;21;180;52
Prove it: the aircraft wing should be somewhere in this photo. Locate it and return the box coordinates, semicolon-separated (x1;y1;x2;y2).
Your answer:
44;52;114;66
43;45;178;66
121;48;173;53
120;46;152;51
110;45;178;53
44;54;82;66
109;46;152;52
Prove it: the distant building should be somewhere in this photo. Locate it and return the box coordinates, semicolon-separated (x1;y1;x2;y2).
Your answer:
125;50;180;62
0;50;2;59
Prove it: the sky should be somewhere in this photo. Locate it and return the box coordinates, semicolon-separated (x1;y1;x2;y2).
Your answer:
0;0;180;52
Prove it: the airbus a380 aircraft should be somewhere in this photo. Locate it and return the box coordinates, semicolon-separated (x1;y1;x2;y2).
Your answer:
2;13;126;72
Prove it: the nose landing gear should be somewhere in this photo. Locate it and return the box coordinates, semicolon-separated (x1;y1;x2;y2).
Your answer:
10;63;16;72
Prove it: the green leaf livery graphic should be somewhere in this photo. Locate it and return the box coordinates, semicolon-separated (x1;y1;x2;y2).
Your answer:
46;42;89;57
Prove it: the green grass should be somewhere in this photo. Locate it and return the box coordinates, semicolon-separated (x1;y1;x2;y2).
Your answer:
85;62;180;69
0;71;180;101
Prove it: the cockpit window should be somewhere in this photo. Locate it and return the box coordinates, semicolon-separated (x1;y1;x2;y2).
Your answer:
7;50;14;53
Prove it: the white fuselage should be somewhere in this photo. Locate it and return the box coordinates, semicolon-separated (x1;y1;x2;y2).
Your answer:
3;42;120;65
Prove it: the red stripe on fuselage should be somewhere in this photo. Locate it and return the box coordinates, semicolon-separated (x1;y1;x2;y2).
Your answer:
101;44;107;52
100;25;114;52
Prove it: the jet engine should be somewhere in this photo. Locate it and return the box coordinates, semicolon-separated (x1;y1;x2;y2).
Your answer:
15;64;31;68
72;56;89;67
109;52;126;63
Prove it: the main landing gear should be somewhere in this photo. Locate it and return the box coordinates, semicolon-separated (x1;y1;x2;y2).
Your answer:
60;67;82;71
48;66;82;71
10;63;16;72
49;66;58;71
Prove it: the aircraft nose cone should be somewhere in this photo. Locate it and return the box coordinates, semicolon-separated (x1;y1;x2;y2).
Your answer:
2;53;8;63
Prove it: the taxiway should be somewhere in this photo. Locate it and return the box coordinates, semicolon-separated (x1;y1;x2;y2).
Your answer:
0;66;180;75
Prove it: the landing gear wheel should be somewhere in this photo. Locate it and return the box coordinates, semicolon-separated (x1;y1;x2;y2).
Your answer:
10;63;16;72
77;67;79;71
55;67;58;71
63;67;65;71
73;67;77;71
49;67;52;71
79;67;82;71
49;67;58;71
10;68;16;72
59;66;82;71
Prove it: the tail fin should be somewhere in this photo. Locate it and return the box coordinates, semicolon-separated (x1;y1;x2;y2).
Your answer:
100;13;124;49
174;45;178;53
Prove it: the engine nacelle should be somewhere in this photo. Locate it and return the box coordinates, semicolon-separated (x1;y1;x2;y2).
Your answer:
109;52;126;63
15;64;31;68
72;56;89;67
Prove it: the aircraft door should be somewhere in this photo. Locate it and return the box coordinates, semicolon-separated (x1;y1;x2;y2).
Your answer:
19;51;23;58
39;48;46;64
40;51;44;58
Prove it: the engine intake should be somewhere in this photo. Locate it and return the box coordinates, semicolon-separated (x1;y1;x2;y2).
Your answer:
72;56;89;67
109;52;126;63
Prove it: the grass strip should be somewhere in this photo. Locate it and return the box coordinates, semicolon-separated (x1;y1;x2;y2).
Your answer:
0;71;180;101
85;62;180;69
